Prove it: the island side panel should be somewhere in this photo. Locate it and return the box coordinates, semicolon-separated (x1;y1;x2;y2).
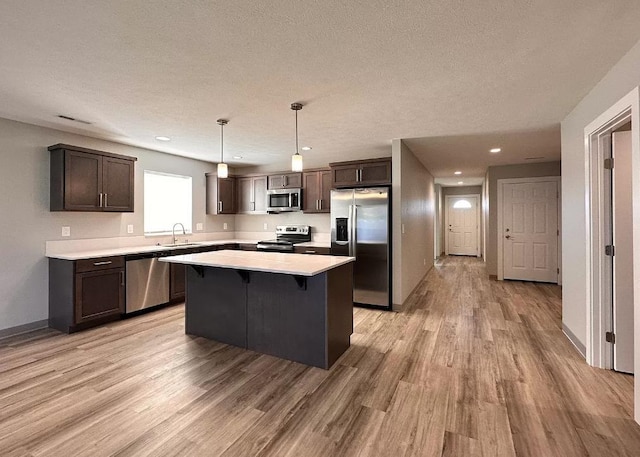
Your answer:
247;271;328;368
185;266;247;348
326;262;354;368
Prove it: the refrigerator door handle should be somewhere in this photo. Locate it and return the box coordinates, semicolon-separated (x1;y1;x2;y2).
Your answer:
351;205;357;257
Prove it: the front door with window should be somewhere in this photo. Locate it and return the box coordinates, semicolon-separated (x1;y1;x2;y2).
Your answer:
446;195;479;256
502;180;558;283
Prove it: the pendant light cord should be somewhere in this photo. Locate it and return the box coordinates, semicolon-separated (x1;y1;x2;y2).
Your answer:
220;122;224;163
295;109;299;155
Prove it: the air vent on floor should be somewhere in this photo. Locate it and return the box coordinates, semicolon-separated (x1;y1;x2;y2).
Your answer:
57;115;93;125
524;156;545;160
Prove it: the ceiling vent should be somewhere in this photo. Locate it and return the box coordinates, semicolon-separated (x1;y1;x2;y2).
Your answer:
57;114;93;125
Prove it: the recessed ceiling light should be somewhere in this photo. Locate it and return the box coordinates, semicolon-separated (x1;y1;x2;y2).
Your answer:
301;146;312;151
457;181;464;185
490;148;501;153
155;136;171;142
454;171;462;175
233;156;243;160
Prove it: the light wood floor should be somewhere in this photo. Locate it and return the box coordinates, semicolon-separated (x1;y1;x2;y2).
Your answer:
1;256;639;456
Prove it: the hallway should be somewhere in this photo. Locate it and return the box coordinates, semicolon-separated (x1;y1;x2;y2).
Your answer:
1;257;639;456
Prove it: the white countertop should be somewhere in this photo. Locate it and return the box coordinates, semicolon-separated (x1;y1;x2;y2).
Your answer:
46;239;258;260
160;250;354;276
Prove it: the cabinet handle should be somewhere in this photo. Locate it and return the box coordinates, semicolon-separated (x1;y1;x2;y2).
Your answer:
104;193;108;207
283;175;288;187
93;261;112;266
252;201;256;211
305;250;317;254
358;169;362;182
355;169;359;182
120;270;125;286
218;201;223;212
319;199;322;210
99;193;103;207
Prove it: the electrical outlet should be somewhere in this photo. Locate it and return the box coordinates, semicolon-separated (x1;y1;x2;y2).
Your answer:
127;224;134;234
263;223;268;230
196;222;203;231
61;226;70;237
223;222;228;230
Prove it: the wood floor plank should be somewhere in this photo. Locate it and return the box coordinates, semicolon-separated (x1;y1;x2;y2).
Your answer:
1;256;639;456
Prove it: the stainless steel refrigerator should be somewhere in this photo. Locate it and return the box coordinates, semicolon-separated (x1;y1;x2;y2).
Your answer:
331;187;391;310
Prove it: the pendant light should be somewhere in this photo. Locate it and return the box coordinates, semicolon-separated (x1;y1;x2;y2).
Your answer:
217;119;229;178
291;103;303;172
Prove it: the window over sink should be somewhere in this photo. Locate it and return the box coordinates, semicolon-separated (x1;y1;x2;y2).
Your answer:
144;170;192;235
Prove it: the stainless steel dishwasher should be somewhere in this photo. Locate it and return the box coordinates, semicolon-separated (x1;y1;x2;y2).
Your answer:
125;251;170;313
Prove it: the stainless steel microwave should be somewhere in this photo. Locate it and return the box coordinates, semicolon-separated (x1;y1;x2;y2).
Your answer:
266;188;302;212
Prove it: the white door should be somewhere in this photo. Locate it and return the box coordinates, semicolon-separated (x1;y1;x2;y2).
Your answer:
612;131;634;374
446;196;478;256
502;181;558;282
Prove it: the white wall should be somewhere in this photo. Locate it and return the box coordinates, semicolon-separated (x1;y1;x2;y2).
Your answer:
561;37;640;424
0;118;234;332
561;37;640;353
392;139;435;309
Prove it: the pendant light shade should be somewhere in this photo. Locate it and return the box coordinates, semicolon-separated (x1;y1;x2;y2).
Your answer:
217;119;228;178
291;103;303;172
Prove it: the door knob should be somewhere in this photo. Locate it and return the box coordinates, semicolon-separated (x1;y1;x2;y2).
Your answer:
505;235;511;239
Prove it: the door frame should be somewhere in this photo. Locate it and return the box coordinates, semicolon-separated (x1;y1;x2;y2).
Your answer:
497;176;561;282
584;88;640;378
444;194;481;257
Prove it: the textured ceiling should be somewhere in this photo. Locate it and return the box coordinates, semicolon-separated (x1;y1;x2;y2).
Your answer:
0;1;639;173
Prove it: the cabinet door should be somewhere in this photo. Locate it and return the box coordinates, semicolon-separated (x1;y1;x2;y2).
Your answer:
268;175;285;189
75;268;124;324
237;177;254;214
253;176;268;213
64;150;103;211
103;157;134;212
170;263;186;301
283;172;302;189
331;165;360;188
319;170;332;212
360;160;391;185
303;172;321;213
218;178;237;214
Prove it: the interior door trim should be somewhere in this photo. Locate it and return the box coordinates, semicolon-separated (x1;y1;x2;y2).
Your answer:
497;176;561;282
444;194;480;257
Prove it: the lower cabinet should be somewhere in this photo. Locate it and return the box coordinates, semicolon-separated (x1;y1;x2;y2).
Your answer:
293;246;331;255
50;256;125;333
170;263;186;301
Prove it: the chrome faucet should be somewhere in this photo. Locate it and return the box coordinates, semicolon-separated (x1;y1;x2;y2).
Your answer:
172;223;186;245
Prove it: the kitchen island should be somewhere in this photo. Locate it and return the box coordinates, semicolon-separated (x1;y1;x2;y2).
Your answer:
160;250;354;369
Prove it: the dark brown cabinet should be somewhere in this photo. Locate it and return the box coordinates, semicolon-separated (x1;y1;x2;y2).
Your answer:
49;144;136;212
206;173;237;214
303;169;332;213
49;255;125;333
170;264;186;301
268;172;302;189
237;175;268;214
293;246;331;255
329;158;391;188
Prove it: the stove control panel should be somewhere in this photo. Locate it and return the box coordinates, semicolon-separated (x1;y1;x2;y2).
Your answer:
275;225;309;235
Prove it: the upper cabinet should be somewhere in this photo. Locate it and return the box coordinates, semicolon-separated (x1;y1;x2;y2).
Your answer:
303;169;332;213
206;173;237;215
237;175;268;214
329;158;392;188
49;144;136;212
268;172;302;189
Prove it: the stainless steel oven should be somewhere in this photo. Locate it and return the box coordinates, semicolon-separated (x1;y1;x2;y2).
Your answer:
266;188;302;213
